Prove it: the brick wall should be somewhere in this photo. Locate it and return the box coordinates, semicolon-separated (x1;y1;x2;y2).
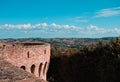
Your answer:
0;42;51;80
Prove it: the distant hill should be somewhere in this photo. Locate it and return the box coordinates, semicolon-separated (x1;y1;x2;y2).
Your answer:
0;37;116;48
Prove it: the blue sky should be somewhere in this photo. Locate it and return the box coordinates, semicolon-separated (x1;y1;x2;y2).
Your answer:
0;0;120;38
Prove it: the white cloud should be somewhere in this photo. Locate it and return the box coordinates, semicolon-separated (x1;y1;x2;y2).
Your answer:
0;23;49;29
63;25;71;29
86;25;110;35
0;23;120;38
50;23;61;28
41;23;48;27
1;24;32;29
51;23;57;27
95;6;120;17
113;28;120;33
34;24;41;27
87;25;99;30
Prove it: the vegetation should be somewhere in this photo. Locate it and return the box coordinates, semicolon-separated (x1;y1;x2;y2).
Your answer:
47;37;120;82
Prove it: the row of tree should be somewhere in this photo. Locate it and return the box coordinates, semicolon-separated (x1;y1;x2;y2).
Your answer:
47;37;120;82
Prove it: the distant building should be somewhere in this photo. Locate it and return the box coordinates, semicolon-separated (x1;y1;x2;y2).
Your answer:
0;42;51;81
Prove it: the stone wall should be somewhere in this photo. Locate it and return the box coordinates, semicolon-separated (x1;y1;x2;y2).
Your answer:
0;42;51;81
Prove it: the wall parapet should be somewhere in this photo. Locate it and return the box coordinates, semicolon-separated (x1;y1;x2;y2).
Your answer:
0;42;51;81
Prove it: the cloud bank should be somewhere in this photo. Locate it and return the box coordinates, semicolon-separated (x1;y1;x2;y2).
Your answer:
0;23;120;38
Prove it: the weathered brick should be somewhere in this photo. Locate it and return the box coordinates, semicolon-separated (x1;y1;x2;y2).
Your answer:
0;42;51;81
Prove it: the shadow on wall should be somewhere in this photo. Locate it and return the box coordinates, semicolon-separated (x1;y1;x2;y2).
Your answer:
31;64;35;74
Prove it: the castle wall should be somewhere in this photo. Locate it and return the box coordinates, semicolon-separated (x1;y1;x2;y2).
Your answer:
0;42;51;80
